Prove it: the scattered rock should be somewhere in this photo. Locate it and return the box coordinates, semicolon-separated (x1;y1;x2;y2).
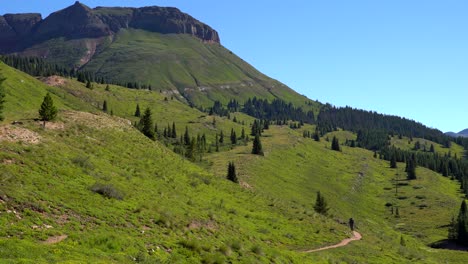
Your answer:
0;125;40;144
42;235;68;245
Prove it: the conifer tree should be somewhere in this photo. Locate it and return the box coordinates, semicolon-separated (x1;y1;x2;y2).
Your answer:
390;152;397;168
219;130;224;143
39;93;58;121
139;107;154;139
252;134;264;155
227;162;238;183
314;191;329;215
102;100;108;112
430;144;435;153
313;131;320;141
406;154;417;180
171;122;177;138
0;76;5;121
134;104;141;117
456;200;468;245
86;80;92;89
105;84;110;91
230;128;237;145
241;127;245;140
331;136;340;151
184;126;190;145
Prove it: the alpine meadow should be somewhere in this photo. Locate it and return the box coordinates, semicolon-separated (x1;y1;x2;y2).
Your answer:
1;1;468;263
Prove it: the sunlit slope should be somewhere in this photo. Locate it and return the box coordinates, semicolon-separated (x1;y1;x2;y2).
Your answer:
206;125;467;263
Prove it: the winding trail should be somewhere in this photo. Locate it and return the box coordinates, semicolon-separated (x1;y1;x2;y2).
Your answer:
303;231;362;253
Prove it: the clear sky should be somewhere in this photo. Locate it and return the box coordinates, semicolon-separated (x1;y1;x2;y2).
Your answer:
2;1;467;132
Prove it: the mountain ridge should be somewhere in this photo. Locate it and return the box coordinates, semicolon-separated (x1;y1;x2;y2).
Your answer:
0;1;220;54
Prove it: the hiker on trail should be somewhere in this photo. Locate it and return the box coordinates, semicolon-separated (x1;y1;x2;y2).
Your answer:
349;218;354;231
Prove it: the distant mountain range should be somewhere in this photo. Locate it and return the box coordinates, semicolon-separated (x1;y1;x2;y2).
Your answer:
446;129;468;138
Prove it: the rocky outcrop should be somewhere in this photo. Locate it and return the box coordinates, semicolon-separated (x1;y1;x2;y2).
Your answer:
0;1;220;53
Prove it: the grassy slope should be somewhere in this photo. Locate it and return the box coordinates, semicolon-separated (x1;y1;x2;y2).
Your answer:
20;29;319;110
1;63;468;263
390;136;465;158
206;126;468;263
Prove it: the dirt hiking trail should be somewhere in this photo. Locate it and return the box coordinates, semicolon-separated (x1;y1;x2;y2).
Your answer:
304;231;362;253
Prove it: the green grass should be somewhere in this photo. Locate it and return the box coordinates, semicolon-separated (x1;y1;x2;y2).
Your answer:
1;62;468;263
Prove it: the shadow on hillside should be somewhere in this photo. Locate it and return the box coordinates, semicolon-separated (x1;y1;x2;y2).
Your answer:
430;239;468;251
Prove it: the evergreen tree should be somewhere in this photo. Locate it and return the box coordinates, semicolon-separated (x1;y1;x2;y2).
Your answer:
230;128;237;145
105;84;110;91
102;100;108;112
184;126;190;145
314;191;329;215
134;104;141;117
227;162;238;183
86;80;92;89
171;122;177;138
430;144;435;153
407;154;417;180
241;127;245;140
331;136;340;151
390;152;397;168
252;134;264;155
456;200;468;245
0;76;5;121
219;130;224;143
139;107;155;139
313;131;320;141
39;93;58;121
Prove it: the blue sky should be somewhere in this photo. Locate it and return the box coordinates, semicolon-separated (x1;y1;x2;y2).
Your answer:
2;1;467;132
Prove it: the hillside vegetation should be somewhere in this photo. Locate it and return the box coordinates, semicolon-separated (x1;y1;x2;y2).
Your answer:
1;62;468;263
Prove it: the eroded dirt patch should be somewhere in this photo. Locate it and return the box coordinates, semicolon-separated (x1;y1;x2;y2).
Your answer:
64;111;132;131
40;75;66;87
42;235;68;245
0;125;40;144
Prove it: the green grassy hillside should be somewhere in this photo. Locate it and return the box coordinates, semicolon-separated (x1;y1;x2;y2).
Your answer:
1;62;468;263
19;29;318;109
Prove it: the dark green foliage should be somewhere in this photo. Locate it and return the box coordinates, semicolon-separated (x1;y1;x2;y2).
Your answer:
171;122;177;138
138;107;154;139
251;120;262;136
86;80;93;89
219;130;224;143
227;162;238;183
406;154;417;180
331;136;340;151
91;183;124;200
134;104;141;117
390;152;397;168
252;134;264;156
230;128;237;145
38;92;58;121
314;191;329;215
102;100;108;112
430;144;435;153
450;200;468;245
184;126;190;145
243;97;315;123
0;75;5;121
313;131;320;141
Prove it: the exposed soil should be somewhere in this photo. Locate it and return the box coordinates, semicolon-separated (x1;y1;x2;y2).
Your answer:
0;125;40;144
40;75;66;87
42;235;68;245
303;231;362;253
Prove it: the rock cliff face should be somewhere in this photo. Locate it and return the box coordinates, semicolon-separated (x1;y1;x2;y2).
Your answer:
0;1;220;53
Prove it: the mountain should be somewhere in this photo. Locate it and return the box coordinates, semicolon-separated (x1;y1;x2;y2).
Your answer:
0;2;314;108
446;128;468;138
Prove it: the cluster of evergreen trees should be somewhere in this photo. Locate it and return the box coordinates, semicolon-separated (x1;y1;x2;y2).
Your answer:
207;97;315;124
449;200;468;245
317;105;453;149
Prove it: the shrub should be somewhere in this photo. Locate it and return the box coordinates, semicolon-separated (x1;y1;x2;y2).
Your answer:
91;183;124;200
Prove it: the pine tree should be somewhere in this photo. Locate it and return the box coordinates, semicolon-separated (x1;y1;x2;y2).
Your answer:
139;107;154;139
39;93;58;121
0;76;5;121
230;128;237;145
390;152;397;168
105;84;110;91
184;126;190;145
171;122;177;138
456;200;468;245
219;130;224;143
252;134;264;155
227;162;238;183
331;136;340;151
86;80;92;89
102;100;108;112
314;191;329;215
241;128;245;140
407;154;417;180
313;131;320;141
134;104;141;117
